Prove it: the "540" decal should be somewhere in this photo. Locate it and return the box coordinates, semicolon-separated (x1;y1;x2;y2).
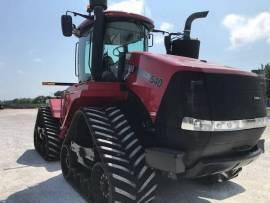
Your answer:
140;69;163;87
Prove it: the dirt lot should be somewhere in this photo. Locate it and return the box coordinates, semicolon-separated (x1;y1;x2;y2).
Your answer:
0;109;269;203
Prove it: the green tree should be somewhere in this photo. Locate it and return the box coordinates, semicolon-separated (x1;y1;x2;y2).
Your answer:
252;64;270;98
260;64;270;98
263;64;270;80
33;96;47;104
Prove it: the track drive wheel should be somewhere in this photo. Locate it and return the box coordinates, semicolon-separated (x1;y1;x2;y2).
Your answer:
34;106;62;161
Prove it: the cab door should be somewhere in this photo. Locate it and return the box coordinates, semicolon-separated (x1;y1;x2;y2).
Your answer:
78;31;93;83
61;30;93;123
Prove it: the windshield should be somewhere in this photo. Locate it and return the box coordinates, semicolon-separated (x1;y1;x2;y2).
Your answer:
103;21;149;63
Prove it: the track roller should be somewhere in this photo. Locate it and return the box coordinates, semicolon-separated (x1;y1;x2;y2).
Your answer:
34;106;62;161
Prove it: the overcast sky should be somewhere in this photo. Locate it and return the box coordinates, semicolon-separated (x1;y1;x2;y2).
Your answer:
0;0;269;100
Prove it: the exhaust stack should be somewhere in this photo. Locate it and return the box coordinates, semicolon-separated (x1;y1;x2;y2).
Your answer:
165;11;209;59
183;11;209;40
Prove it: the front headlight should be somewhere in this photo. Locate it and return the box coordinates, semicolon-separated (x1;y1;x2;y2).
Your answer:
181;117;269;132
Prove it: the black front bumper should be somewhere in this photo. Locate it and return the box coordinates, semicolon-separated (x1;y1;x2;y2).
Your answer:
145;140;265;178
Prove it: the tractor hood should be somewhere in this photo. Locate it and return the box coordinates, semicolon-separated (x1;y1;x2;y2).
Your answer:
126;52;265;123
132;52;255;77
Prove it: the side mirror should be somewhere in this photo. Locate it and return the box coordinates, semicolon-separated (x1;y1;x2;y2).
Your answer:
61;15;73;37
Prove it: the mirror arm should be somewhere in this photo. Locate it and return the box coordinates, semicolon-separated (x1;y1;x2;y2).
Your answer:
66;11;94;20
152;29;169;35
152;30;183;37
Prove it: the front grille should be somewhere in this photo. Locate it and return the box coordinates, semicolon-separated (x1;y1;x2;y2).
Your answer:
155;71;266;166
205;74;266;120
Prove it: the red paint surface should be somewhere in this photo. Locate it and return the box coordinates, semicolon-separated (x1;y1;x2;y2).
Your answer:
78;11;154;34
59;82;127;139
48;99;62;119
125;52;257;121
56;52;257;139
104;11;154;28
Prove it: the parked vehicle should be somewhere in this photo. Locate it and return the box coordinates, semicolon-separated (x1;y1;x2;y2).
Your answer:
34;0;267;202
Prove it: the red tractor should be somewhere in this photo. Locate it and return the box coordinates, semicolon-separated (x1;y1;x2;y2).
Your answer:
34;0;267;202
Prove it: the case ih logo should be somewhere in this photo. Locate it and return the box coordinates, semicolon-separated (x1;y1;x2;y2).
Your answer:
139;69;163;87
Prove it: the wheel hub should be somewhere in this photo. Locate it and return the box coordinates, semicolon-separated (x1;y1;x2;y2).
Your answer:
37;127;45;140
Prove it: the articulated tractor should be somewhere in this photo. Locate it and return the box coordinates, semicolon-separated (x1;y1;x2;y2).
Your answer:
34;0;267;202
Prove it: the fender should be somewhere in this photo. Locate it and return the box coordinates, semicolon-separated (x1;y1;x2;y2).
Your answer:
125;52;257;122
48;98;63;119
59;82;128;139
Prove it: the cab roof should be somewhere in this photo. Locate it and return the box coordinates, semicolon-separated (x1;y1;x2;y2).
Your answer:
76;11;154;36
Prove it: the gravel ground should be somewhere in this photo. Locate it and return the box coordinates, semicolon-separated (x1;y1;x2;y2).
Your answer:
0;109;269;203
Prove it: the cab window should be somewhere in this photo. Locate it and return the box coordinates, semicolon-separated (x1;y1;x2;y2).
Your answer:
78;31;92;82
103;22;149;79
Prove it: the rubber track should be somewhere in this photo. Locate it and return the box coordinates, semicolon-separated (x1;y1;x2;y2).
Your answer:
82;107;158;203
34;106;62;161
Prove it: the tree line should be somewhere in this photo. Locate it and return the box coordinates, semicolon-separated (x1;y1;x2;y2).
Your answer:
252;63;270;98
0;96;48;109
0;91;64;109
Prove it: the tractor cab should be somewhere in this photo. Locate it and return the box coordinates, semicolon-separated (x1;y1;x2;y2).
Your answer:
61;0;153;83
101;19;150;81
36;1;267;201
61;0;209;83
